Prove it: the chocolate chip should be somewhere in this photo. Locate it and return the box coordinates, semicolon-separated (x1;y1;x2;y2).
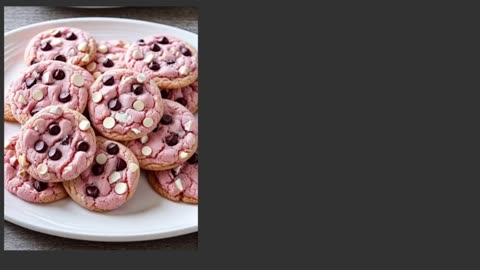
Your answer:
77;141;89;152
86;186;99;198
26;78;36;88
48;124;61;135
116;158;127;171
41;42;52;51
59;92;71;103
61;135;70;145
165;133;179;146
91;164;104;176
157;37;169;44
34;140;48;153
103;58;114;68
33;181;48;192
53;69;65;80
175;98;187;106
48;148;62;160
31;59;39;65
108;98;121;111
53;30;62;37
151;43;161;52
137;39;145;46
170;169;178;176
161;90;169;99
187;153;198;164
106;143;120;155
103;75;115;86
180;47;192;56
54;55;66;62
166;59;175;65
160;114;173;125
148;61;160;71
65;32;77;40
152;127;159;132
132;84;144;95
31;108;40;116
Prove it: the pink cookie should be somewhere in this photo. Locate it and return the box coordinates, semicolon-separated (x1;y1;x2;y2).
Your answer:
4;135;68;203
160;80;198;113
126;99;198;170
86;40;129;78
24;27;97;67
63;137;140;212
87;69;164;141
15;106;97;182
8;60;93;124
125;35;198;89
147;152;198;204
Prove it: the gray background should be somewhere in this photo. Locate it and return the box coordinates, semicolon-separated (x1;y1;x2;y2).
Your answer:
4;6;198;250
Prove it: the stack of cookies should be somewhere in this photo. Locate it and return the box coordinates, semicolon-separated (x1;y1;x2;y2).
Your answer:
4;27;198;212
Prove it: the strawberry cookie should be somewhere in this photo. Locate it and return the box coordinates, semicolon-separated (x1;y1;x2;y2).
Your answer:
63;137;140;212
161;80;198;113
85;40;129;79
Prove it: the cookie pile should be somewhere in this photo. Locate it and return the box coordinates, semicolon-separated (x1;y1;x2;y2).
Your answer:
4;27;198;211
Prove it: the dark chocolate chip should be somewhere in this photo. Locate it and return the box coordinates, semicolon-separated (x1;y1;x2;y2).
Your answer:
103;58;114;68
41;42;52;51
91;164;104;176
157;37;169;44
31;108;40;116
180;47;192;56
161;90;169;99
116;158;127;171
160;114;173;125
61;135;70;145
48;148;62;160
165;133;179;146
132;84;144;95
151;43;161;52
77;141;89;152
137;39;145;46
166;59;175;65
34;140;48;153
65;32;77;40
53;69;65;80
58;92;71;103
54;55;66;62
26;78;36;88
48;124;61;135
187;153;198;164
103;75;115;86
152;126;159;132
108;98;121;111
106;143;119;155
31;59;39;65
148;61;160;71
170;169;178;176
33;181;48;192
175;98;187;106
86;186;99;198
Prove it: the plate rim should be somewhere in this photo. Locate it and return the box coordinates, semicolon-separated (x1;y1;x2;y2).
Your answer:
4;17;198;242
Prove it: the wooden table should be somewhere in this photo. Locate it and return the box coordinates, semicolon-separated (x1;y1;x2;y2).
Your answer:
3;6;198;250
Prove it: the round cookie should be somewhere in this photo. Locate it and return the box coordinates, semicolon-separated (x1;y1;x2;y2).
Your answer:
86;40;129;79
15;106;97;182
147;152;198;204
126;99;198;170
4;135;68;203
125;35;198;89
160;80;198;113
8;60;93;124
24;27;97;67
87;69;164;141
63;136;140;212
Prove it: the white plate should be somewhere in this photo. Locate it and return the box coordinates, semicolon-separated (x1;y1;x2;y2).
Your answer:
4;17;198;242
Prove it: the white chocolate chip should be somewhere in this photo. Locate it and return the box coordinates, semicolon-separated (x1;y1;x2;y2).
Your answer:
81;54;91;63
175;51;180;57
41;71;54;85
175;178;184;191
77;42;88;52
121;76;133;82
123;43;130;48
132;128;141;134
79;120;91;131
114;112;129;123
32;89;44;101
17;94;27;105
184;120;192;131
114;182;128;195
96;153;107;165
86;62;97;72
17;169;27;177
142;117;154;128
136;73;147;83
140;135;148;144
179;151;189;159
143;53;154;63
50;38;63;46
72;73;85;87
128;163;139;172
132;49;144;59
98;44;108;53
91;92;103;103
108;171;122;184
49;106;63;115
18;155;29;167
9;156;17;165
93;72;102;79
51;29;61;35
103;117;115;129
141;146;152;156
179;66;189;75
106;54;118;60
68;48;76;56
133;100;145;111
37;164;48;175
